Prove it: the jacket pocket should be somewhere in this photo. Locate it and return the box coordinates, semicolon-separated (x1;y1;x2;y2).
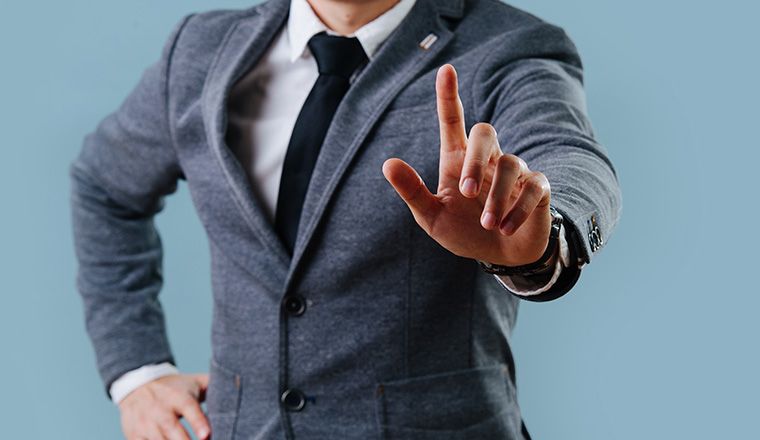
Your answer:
376;365;523;440
206;358;242;440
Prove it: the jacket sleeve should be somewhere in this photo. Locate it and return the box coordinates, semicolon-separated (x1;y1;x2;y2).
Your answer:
70;16;193;393
473;23;623;301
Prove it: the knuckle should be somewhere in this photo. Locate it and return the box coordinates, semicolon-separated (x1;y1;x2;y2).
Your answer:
522;178;543;194
492;194;511;207
512;203;532;219
441;115;462;127
496;154;521;174
488;186;511;204
512;197;537;216
530;170;548;182
463;156;488;172
525;174;550;196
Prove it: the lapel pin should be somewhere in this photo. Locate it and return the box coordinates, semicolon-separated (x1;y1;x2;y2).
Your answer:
418;33;438;50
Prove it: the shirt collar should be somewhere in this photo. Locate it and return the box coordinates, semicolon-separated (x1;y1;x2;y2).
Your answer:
287;0;417;62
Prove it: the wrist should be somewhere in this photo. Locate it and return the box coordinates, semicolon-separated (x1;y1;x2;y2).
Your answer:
479;207;562;276
110;362;179;405
530;244;559;275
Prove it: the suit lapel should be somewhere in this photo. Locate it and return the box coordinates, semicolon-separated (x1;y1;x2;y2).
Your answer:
199;0;466;284
288;0;465;278
202;0;291;269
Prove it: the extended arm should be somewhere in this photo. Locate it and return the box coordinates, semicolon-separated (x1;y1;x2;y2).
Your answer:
385;35;621;301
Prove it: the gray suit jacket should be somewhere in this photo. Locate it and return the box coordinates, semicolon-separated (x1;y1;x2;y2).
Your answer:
71;0;622;438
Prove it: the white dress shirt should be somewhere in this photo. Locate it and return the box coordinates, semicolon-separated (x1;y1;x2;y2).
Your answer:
110;0;572;404
227;0;417;222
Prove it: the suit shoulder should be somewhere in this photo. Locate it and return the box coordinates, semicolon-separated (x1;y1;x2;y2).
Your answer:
462;0;573;44
175;7;259;54
184;7;260;34
468;0;553;29
459;0;581;68
161;4;278;84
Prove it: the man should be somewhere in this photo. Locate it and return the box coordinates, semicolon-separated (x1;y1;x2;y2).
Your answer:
71;0;621;438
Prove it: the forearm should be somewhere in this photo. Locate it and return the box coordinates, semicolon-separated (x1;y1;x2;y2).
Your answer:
71;161;177;392
476;54;621;267
469;29;621;297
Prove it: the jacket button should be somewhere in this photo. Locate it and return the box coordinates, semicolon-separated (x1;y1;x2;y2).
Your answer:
282;294;306;317
280;388;306;411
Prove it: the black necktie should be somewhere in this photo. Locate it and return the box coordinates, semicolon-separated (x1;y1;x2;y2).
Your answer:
275;34;367;253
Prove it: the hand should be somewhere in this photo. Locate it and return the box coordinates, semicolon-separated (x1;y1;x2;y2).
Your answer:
118;373;210;440
383;64;553;267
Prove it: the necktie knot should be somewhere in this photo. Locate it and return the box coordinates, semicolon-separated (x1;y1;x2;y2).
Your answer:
308;34;367;78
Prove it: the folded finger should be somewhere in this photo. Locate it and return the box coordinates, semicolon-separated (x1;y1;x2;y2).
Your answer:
177;395;210;440
158;416;192;440
149;401;191;440
500;172;550;235
460;123;499;198
481;154;522;229
192;373;210;403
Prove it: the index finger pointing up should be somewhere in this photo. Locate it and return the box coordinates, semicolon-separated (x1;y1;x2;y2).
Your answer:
436;64;467;153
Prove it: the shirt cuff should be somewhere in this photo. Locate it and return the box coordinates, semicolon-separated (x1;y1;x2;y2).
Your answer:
495;224;573;296
109;362;179;405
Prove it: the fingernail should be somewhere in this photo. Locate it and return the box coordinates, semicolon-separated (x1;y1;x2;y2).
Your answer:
462;178;478;196
198;427;209;438
482;212;497;229
501;220;515;235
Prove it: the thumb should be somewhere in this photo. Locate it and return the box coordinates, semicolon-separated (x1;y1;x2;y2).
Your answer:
382;158;439;231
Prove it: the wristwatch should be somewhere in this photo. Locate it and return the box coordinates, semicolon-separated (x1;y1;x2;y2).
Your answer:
478;207;563;276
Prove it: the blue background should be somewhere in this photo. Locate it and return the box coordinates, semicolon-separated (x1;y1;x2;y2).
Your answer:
1;0;757;438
